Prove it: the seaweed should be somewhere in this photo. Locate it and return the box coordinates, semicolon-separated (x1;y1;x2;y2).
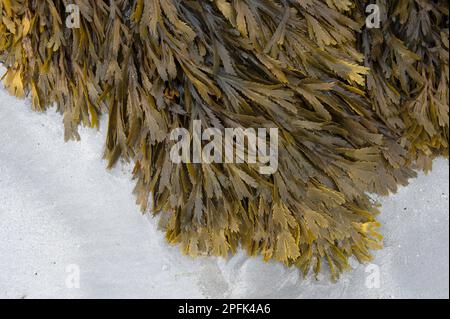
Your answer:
0;0;447;280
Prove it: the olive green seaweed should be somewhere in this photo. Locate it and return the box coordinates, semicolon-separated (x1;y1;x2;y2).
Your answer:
0;0;447;280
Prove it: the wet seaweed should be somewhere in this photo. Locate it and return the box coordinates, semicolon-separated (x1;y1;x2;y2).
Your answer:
0;0;447;280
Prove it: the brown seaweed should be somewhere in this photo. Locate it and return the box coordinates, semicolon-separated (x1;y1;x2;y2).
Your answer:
0;0;447;280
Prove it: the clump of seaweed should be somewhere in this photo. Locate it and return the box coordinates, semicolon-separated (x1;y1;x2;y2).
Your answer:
357;0;449;171
0;0;447;280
